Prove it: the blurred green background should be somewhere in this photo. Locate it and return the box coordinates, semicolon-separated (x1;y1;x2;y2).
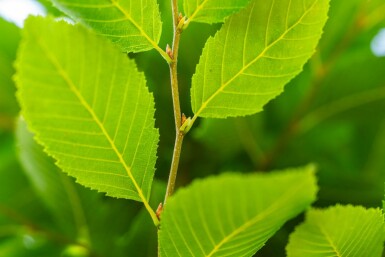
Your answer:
1;0;385;256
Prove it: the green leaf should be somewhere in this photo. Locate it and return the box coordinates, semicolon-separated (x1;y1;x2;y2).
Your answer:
0;18;20;118
37;0;63;16
0;237;62;257
159;165;317;257
183;0;251;24
51;0;162;53
191;0;330;119
383;189;385;212
275;39;385;204
119;181;166;257
286;205;385;257
15;17;159;213
193;117;264;167
16;118;91;239
15;119;153;257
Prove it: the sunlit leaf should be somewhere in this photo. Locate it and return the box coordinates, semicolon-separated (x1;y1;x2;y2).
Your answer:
159;165;317;257
286;205;385;257
183;0;251;24
191;0;329;118
15;119;149;257
15;16;159;204
51;0;162;53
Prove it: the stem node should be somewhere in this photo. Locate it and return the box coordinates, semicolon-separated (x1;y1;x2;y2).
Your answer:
156;203;163;220
166;44;174;59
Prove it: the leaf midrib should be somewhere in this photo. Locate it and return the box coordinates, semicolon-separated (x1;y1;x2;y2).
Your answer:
34;37;157;222
193;0;320;118
188;0;210;22
206;178;311;257
109;0;162;51
316;224;343;257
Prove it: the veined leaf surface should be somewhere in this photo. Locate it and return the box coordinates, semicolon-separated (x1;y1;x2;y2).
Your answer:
16;17;159;204
51;0;162;53
191;0;330;118
159;165;317;257
286;205;385;257
183;0;251;24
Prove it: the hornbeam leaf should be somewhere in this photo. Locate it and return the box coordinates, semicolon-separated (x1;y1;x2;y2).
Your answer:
15;16;159;204
183;0;251;24
286;205;385;257
50;0;162;53
191;0;330;118
159;165;317;257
